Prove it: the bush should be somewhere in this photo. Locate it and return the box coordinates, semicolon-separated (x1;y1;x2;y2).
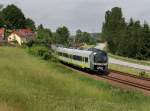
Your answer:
42;52;50;60
28;45;51;60
139;71;148;78
26;40;34;47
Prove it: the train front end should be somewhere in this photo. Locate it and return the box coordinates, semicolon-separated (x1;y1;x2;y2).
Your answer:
89;48;109;74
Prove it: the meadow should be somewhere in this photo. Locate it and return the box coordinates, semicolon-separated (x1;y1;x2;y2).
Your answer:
0;47;150;111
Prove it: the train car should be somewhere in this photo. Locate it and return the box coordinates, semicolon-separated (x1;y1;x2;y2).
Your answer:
52;45;109;74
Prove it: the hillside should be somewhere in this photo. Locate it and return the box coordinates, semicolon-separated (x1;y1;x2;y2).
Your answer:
0;47;150;111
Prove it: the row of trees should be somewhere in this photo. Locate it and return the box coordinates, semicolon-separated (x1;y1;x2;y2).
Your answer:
74;29;97;46
0;4;96;47
36;26;97;47
102;7;150;60
34;25;97;47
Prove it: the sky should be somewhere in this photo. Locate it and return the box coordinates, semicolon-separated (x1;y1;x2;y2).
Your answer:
1;0;150;34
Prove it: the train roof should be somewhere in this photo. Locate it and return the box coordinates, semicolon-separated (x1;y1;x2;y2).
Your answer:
88;48;107;54
55;46;93;57
51;45;107;57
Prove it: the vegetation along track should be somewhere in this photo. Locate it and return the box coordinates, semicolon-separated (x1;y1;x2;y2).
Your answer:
101;72;150;91
110;69;150;80
100;70;150;91
62;62;150;92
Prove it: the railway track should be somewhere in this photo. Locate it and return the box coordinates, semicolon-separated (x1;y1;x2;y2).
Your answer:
101;75;150;91
99;71;150;92
62;62;150;92
99;71;150;91
110;69;150;81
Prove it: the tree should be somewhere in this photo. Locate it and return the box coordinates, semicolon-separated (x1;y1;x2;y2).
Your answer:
75;29;82;45
102;7;126;53
38;24;44;30
37;26;52;45
0;12;4;28
138;22;150;59
0;4;3;11
2;4;26;29
102;7;150;60
81;32;90;43
0;4;4;28
55;26;70;46
25;18;36;31
75;29;96;46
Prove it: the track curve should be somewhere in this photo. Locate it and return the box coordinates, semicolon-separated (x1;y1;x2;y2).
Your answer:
61;62;150;93
101;75;150;91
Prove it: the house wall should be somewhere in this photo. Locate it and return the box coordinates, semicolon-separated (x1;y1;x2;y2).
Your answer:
15;35;27;45
0;35;4;42
8;34;27;45
0;37;3;41
0;28;5;42
8;34;15;42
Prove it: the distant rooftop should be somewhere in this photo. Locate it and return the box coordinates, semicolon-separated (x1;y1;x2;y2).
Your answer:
0;28;5;38
13;29;35;38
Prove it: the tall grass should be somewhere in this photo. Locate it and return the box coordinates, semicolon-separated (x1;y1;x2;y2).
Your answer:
0;47;150;111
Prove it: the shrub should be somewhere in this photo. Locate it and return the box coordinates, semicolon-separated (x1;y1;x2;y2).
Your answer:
139;71;148;78
28;45;51;60
42;52;51;60
26;40;34;47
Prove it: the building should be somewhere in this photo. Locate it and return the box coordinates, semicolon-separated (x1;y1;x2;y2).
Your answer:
8;29;35;45
0;28;5;42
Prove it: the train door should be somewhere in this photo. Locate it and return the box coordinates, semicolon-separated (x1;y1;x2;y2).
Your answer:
90;53;94;70
82;57;86;68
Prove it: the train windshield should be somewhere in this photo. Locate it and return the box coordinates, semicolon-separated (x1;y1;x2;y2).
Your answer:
94;52;107;63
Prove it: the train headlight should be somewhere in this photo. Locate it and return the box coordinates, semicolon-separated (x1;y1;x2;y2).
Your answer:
93;52;97;55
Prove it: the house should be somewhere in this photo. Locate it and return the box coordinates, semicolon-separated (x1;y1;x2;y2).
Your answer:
8;29;35;45
0;28;5;42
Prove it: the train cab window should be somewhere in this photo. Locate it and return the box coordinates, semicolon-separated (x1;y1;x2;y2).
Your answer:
94;52;107;63
85;57;88;62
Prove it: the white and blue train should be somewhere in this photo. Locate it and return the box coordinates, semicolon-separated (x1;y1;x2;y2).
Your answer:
52;45;109;74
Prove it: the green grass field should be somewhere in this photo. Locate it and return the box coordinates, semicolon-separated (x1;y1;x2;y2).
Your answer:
0;47;150;111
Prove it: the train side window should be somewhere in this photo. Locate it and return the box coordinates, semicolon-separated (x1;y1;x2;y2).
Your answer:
73;55;76;60
69;54;72;59
58;52;62;56
63;53;69;58
70;54;73;59
67;54;70;58
85;57;88;62
73;55;82;61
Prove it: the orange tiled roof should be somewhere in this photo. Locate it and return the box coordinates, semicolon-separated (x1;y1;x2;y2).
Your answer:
13;29;35;38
